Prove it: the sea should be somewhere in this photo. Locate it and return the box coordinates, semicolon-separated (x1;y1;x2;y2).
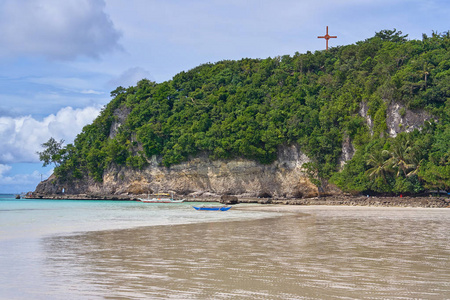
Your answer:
1;194;449;299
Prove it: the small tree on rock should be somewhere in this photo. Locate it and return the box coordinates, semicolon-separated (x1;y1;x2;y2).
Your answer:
37;137;65;167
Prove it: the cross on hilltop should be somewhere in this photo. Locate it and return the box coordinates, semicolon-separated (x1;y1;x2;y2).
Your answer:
318;26;337;50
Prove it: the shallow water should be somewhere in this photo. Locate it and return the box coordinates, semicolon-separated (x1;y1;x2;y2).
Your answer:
0;197;277;240
1;196;449;299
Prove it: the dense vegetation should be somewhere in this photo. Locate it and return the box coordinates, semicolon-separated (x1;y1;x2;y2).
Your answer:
43;30;450;195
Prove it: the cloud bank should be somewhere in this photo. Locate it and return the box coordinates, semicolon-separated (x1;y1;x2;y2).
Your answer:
0;105;101;164
0;0;122;60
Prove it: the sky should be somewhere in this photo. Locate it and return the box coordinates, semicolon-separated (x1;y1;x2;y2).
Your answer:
0;0;449;193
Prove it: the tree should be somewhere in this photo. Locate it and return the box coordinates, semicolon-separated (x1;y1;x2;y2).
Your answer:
365;150;390;184
110;86;126;98
374;29;408;43
37;138;65;167
385;134;415;177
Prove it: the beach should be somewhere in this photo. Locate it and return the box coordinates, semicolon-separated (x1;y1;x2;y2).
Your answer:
1;197;449;299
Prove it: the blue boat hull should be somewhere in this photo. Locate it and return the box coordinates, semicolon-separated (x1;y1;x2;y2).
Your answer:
193;206;232;211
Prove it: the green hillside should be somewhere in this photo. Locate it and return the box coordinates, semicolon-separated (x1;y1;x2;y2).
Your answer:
42;29;450;195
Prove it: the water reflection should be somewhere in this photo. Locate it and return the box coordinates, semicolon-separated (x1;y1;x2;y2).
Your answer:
43;209;450;299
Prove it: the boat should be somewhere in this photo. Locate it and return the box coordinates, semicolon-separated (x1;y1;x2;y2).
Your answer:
139;192;185;203
140;198;185;203
193;206;232;211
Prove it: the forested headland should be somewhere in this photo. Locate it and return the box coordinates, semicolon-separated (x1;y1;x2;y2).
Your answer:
39;30;450;196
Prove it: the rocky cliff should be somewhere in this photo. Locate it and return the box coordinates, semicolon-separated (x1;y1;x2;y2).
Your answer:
359;101;434;138
35;144;332;198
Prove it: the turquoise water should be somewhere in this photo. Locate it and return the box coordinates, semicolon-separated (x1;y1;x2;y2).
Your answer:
0;195;278;241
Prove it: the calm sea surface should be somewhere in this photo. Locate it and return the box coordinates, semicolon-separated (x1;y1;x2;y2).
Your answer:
1;194;449;299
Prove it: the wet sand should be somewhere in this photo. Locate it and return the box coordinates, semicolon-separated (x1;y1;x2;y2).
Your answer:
36;206;450;299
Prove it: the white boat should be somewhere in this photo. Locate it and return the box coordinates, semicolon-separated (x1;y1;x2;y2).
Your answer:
139;198;185;203
139;192;184;203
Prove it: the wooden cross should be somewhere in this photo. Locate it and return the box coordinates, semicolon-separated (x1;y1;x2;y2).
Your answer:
318;26;337;50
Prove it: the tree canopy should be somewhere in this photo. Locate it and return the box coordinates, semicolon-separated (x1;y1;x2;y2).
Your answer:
44;30;450;194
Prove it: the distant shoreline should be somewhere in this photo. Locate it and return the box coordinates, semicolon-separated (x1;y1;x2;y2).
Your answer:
23;194;449;208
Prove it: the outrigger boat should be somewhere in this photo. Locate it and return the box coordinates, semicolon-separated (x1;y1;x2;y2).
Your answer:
193;206;232;211
139;192;185;203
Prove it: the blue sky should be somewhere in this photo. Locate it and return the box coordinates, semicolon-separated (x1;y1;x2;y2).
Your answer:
0;0;449;193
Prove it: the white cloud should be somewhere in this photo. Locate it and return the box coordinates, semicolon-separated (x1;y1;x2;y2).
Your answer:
0;0;122;60
108;67;153;88
0;166;33;185
0;164;12;176
0;164;53;193
0;105;101;164
81;89;104;95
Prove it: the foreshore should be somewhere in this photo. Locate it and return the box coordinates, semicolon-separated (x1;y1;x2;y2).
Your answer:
24;193;449;208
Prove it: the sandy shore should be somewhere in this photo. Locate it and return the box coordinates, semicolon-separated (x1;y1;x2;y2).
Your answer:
233;203;450;214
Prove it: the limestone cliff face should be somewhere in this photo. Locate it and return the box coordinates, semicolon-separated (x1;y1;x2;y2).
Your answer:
359;100;434;138
109;105;131;139
339;135;355;170
35;145;331;198
386;102;434;137
359;101;374;135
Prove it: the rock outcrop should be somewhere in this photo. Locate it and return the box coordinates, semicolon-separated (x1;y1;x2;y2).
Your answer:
35;145;332;199
386;102;435;137
359;100;435;138
220;195;239;205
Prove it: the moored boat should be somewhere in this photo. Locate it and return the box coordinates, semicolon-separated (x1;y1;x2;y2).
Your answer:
140;198;185;203
139;192;184;203
193;206;232;211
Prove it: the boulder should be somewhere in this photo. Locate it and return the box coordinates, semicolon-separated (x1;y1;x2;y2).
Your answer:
220;195;239;205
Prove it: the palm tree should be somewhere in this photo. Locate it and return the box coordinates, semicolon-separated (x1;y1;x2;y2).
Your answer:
385;134;415;177
366;150;390;184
